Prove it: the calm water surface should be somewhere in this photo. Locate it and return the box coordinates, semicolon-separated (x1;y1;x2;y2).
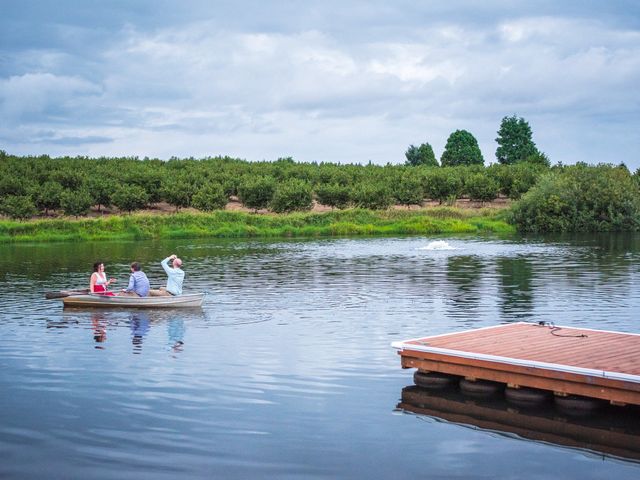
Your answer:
1;234;640;479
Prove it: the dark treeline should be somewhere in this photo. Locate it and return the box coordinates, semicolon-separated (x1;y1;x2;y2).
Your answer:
1;150;639;233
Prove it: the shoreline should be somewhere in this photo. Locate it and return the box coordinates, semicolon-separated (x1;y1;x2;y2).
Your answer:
0;207;514;244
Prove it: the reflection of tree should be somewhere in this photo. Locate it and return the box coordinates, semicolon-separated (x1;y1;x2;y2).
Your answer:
445;255;486;315
496;257;534;320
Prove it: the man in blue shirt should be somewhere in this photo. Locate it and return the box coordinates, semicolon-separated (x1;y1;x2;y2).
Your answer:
149;254;185;296
121;262;150;297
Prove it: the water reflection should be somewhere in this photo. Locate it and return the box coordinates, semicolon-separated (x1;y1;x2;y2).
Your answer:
130;312;150;353
497;257;534;319
398;386;640;463
92;312;107;348
47;309;200;354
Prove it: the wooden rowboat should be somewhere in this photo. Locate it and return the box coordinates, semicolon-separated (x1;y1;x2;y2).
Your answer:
61;293;205;308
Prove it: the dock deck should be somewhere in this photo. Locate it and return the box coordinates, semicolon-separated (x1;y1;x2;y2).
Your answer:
392;322;640;406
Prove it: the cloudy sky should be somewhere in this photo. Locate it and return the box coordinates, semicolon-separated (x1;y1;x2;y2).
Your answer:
1;1;639;167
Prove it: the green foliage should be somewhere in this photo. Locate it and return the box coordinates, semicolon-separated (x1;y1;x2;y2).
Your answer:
86;177;116;211
0;195;37;220
60;189;93;217
111;185;149;213
315;183;351;209
270;179;314;213
352;182;393;210
405;143;438;167
192;183;228;211
510;164;640;232
0;209;514;243
238;176;276;211
441;130;484;166
33;181;64;213
523;151;550;167
162;178;197;211
495;115;538;165
487;163;546;199
392;173;424;207
423;168;463;204
50;169;85;189
464;173;499;203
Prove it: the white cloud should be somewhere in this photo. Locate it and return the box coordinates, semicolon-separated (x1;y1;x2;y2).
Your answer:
2;4;639;166
0;73;101;119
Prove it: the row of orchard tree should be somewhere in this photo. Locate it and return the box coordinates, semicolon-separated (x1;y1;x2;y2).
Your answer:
404;115;549;167
0;150;550;219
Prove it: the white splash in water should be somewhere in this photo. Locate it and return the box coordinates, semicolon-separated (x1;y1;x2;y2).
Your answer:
420;240;456;250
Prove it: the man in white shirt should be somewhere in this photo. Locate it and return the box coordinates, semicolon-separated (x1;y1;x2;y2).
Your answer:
149;254;185;296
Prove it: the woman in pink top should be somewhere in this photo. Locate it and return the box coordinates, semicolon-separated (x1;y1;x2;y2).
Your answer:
90;261;116;295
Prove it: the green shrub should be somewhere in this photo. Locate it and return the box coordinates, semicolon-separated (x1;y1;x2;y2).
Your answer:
465;173;499;203
162;179;197;211
192;183;228;211
352;182;393;210
315;183;351;209
0;195;37;220
510;164;640;232
60;189;93;217
238;176;276;211
423;168;463;204
270;179;313;213
112;185;149;213
392;173;424;207
33;181;64;214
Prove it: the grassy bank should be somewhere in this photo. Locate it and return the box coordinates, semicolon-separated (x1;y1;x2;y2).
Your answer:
0;208;514;243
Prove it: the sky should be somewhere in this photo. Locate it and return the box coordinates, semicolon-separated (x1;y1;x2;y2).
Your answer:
1;0;639;168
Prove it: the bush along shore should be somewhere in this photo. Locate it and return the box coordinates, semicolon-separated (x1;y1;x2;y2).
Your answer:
0;208;514;243
1;152;640;237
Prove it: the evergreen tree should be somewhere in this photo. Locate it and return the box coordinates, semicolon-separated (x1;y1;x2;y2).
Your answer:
405;143;438;167
441;130;484;166
495;115;539;164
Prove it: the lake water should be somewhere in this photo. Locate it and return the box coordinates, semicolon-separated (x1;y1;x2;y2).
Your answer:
1;234;640;479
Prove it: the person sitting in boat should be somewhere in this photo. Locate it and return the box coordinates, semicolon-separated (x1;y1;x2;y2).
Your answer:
120;262;150;297
150;254;184;296
90;261;116;296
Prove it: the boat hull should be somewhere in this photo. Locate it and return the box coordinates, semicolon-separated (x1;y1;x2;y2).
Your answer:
62;293;205;308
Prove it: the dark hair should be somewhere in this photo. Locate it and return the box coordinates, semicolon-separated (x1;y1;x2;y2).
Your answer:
130;262;141;271
93;261;103;272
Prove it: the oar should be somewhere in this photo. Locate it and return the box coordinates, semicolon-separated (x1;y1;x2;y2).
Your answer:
45;288;90;299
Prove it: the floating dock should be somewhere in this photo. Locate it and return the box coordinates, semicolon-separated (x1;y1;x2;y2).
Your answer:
392;322;640;406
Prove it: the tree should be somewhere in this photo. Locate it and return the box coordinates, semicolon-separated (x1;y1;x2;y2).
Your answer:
315;183;351;209
423;168;463;204
238;176;276;212
352;182;393;210
33;181;64;214
441;130;484;166
392;173;424;207
495;115;539;165
192;183;228;211
0;195;37;220
162;179;197;212
405;143;438;167
86;177;116;212
270;179;313;213
60;189;93;217
111;185;149;213
464;173;499;203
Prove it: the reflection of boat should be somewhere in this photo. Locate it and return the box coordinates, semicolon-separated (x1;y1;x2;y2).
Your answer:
398;386;640;462
61;293;205;308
